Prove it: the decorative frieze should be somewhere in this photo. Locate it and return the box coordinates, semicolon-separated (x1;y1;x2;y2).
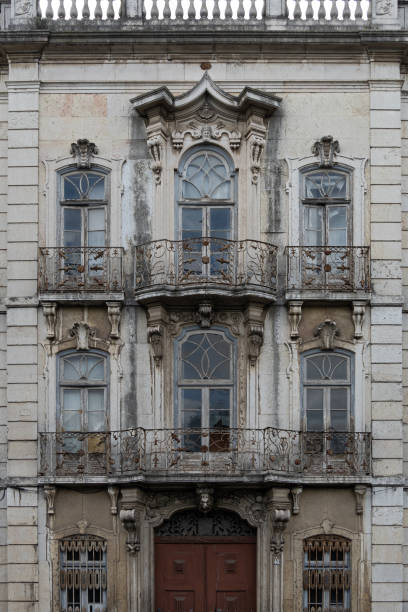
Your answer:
70;138;98;168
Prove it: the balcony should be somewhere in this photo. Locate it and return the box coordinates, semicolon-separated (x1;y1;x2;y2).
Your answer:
286;246;370;301
134;238;277;305
38;247;124;303
39;428;371;483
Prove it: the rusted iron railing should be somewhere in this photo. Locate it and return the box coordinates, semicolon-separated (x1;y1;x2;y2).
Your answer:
39;428;371;478
39;247;123;293
286;246;370;293
134;238;277;294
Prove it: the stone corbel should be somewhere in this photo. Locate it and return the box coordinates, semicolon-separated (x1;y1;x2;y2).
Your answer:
249;134;265;184
353;485;367;515
288;300;302;340
196;302;214;329
70;321;96;351
120;508;140;554
107;301;121;340
291;486;303;515
265;488;292;565
148;325;164;365
42;302;57;340
312;135;340;168
147;135;163;185
107;486;120;515
70;138;98;168
314;319;339;350
44;486;56;525
245;303;265;365
352;301;366;340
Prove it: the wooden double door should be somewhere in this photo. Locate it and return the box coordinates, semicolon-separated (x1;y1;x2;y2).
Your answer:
155;538;256;612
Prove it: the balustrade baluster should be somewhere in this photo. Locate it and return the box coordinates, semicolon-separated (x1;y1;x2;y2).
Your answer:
70;0;78;18
58;0;65;18
94;0;102;17
237;0;244;18
225;0;232;19
249;0;257;18
45;0;54;18
151;0;159;18
354;0;363;18
82;0;90;17
212;0;220;18
37;0;42;17
317;0;325;19
188;0;196;18
330;0;338;19
293;0;301;19
107;0;115;18
343;0;350;19
200;0;208;18
163;0;171;17
175;0;183;18
305;0;313;19
367;0;371;18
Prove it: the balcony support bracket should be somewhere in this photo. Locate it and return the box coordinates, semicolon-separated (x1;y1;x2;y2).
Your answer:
107;301;122;339
352;300;366;339
288;300;302;339
353;484;367;515
42;301;57;340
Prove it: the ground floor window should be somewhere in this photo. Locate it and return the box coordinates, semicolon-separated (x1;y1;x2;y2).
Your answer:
60;535;107;611
303;535;351;611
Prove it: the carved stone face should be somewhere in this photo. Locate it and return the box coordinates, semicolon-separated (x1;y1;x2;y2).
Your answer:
198;491;213;513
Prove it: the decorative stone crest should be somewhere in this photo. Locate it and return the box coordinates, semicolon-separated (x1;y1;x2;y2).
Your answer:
148;325;164;365
288;300;303;340
107;302;121;339
353;485;367;515
352;301;366;340
249;134;265;184
312;135;340;168
196;302;214;329
70;139;98;168
197;486;214;513
70;321;96;351
119;508;140;554
147;135;163;184
321;518;334;534
42;302;57;340
76;519;89;534
314;319;339;350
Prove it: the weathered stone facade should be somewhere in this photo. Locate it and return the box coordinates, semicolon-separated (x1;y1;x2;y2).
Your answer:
0;0;406;609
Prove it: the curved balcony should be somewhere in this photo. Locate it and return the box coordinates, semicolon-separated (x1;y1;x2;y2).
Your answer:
286;246;370;301
39;428;371;484
39;246;124;303
134;238;278;305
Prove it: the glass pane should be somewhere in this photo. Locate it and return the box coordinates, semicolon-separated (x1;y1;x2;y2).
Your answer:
330;387;348;412
64;208;82;231
181;208;203;240
63;174;82;200
88;411;105;432
181;388;202;417
330;410;348;431
306;354;348;382
62;357;82;381
181;333;231;380
87;174;105;200
88;231;105;247
306;388;324;430
209;389;230;415
328;206;347;246
63;388;81;411
63;172;105;201
304;170;348;199
304;206;323;246
88;389;105;411
87;357;105;381
88;208;105;231
182;152;230;200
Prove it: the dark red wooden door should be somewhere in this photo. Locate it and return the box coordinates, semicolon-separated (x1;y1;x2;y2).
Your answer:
155;541;256;612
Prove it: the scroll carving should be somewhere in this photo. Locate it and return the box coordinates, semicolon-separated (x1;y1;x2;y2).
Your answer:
147;136;163;184
70;139;98;168
288;300;302;340
249;135;265;184
107;302;121;339
42;302;57;340
312;135;340;168
70;321;96;351
314;319;339;350
148;325;164;364
120;509;140;554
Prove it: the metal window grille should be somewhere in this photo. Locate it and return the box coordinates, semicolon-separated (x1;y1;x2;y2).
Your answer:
60;535;107;612
303;536;351;612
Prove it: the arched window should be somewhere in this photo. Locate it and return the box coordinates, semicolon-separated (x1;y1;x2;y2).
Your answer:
176;328;235;450
59;534;107;611
302;350;352;432
58;351;108;433
177;147;235;280
303;535;351;611
301;168;351;247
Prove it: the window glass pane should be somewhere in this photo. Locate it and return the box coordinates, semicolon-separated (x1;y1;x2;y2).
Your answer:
330;410;348;431
87;357;105;381
181;333;231;380
330;387;348;412
182;152;230;200
181;208;203;240
306;354;348;382
88;208;105;231
306;388;324;430
64;209;82;247
62;356;82;381
63;172;105;201
88;389;105;412
88;410;105;432
304;170;348;199
328;206;347;246
304;206;323;246
209;207;232;240
181;388;202;418
63;388;81;411
209;388;230;428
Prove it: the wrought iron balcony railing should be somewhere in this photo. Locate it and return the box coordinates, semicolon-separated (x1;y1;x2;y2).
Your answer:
39;247;123;294
286;246;370;293
134;238;277;296
39;428;371;479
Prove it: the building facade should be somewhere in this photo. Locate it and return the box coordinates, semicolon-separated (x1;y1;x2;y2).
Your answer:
0;0;407;609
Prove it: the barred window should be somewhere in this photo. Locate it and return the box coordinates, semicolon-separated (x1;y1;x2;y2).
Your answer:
60;535;107;612
303;536;351;612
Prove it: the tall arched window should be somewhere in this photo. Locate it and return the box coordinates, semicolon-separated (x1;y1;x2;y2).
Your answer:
176;328;235;450
303;535;351;611
59;535;107;611
302;350;352;433
177;146;235;280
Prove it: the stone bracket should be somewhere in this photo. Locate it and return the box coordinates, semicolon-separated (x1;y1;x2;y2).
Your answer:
288;300;302;340
42;301;57;340
354;485;367;515
245;303;265;365
120;508;140;554
108;486;120;515
291;486;303;515
352;300;366;340
107;301;122;339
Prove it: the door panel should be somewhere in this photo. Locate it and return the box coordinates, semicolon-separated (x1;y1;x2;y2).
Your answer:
155;542;256;612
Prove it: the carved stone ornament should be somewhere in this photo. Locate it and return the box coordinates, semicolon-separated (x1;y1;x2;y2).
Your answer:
148;325;164;365
107;486;119;515
14;0;32;16
291;486;303;515
321;518;334;534
147;135;163;184
312;135;340;168
376;0;392;14
248;324;264;365
107;302;121;340
70;139;98;168
220;491;267;528
42;302;57;340
155;507;256;537
352;301;366;340
249;134;265;184
77;519;89;534
314;319;339;350
172;120;242;151
196;302;214;329
44;485;56;516
353;485;367;515
288;300;303;340
197;486;214;514
119;508;140;554
70;321;96;351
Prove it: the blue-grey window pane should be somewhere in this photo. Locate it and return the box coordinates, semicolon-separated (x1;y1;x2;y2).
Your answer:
87;357;105;380
62;357;82;381
209;388;230;412
181;333;231;380
88;389;105;412
306;409;324;431
64;208;82;230
330;410;348;431
209;411;230;428
64;174;82;200
182;153;230;200
306;388;323;411
330;387;348;412
210;208;231;232
181;388;202;413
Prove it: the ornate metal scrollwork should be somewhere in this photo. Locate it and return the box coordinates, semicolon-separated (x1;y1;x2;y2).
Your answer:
155;508;256;537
